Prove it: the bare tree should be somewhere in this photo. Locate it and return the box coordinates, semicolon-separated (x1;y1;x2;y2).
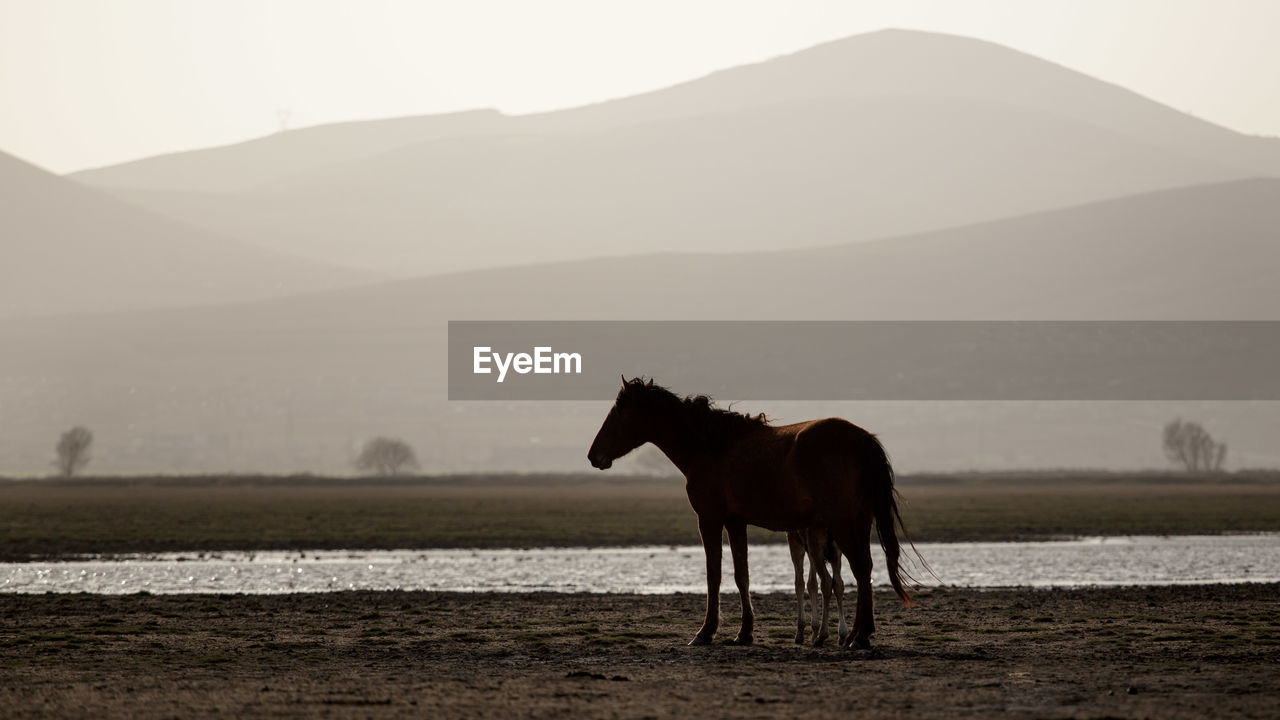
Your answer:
355;437;418;476
1163;419;1227;472
54;426;93;477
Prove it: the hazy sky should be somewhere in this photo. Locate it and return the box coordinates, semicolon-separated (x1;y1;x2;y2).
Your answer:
3;0;1278;174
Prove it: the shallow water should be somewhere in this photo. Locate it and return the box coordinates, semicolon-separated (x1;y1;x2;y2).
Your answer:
2;535;1277;595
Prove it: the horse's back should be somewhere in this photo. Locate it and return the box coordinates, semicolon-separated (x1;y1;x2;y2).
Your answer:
729;417;876;485
789;417;875;461
710;417;879;529
787;417;879;522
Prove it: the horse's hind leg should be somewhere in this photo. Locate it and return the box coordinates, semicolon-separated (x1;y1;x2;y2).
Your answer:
725;519;754;645
787;531;807;645
835;519;875;649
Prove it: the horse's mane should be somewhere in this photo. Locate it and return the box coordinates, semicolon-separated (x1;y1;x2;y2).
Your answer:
622;377;769;449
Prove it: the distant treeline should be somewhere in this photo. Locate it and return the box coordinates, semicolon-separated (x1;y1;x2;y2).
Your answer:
2;469;1278;488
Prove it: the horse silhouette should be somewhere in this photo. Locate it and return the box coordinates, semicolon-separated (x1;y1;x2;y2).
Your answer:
588;377;920;648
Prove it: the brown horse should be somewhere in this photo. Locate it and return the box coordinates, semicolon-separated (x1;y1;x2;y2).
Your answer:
587;378;919;648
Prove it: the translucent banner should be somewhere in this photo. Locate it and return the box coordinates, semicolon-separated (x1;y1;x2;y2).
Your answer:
448;321;1280;401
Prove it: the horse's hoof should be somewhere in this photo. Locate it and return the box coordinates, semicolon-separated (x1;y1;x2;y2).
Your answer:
727;634;754;646
688;634;714;646
813;634;827;648
793;631;805;645
849;637;871;650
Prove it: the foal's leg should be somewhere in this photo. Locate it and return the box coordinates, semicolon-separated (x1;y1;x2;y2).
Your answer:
807;558;820;640
805;531;835;647
836;519;875;649
725;519;754;645
787;531;807;645
831;541;850;646
691;516;723;646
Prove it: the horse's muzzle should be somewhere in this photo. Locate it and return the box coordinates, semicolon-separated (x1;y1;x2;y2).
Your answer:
588;453;612;470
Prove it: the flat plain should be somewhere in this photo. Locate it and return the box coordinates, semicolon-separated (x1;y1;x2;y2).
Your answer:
4;472;1278;717
2;585;1277;718
1;472;1278;559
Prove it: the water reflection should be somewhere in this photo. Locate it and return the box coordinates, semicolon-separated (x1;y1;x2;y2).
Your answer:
2;535;1277;595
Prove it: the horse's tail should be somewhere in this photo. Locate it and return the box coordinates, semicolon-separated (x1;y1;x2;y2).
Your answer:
861;432;929;608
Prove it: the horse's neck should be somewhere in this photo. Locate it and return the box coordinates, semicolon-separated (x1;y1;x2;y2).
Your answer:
646;412;701;477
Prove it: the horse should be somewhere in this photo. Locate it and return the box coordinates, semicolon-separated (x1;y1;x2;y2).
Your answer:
787;528;848;646
587;377;919;649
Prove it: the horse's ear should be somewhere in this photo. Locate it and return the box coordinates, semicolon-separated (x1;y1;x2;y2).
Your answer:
620;374;627;388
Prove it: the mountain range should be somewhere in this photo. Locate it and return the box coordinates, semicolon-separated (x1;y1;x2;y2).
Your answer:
0;151;376;316
66;30;1277;277
3;179;1276;473
2;29;1277;473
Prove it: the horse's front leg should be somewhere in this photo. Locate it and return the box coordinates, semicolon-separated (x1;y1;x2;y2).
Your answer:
725;519;754;645
690;516;723;646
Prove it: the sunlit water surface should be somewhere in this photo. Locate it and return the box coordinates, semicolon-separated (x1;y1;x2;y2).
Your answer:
2;535;1277;595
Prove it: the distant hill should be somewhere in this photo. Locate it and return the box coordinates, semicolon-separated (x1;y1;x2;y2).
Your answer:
73;30;1280;194
516;29;1280;175
2;179;1276;473
211;177;1277;321
72;29;1279;277
70;109;511;193
96;95;1245;275
0;151;376;316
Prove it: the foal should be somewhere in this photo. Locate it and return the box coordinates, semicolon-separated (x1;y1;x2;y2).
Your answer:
787;529;848;646
588;378;918;648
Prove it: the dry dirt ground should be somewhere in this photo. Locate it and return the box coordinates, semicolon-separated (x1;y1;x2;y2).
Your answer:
1;585;1277;718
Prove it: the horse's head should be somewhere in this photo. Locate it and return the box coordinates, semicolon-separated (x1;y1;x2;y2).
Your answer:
587;377;652;470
